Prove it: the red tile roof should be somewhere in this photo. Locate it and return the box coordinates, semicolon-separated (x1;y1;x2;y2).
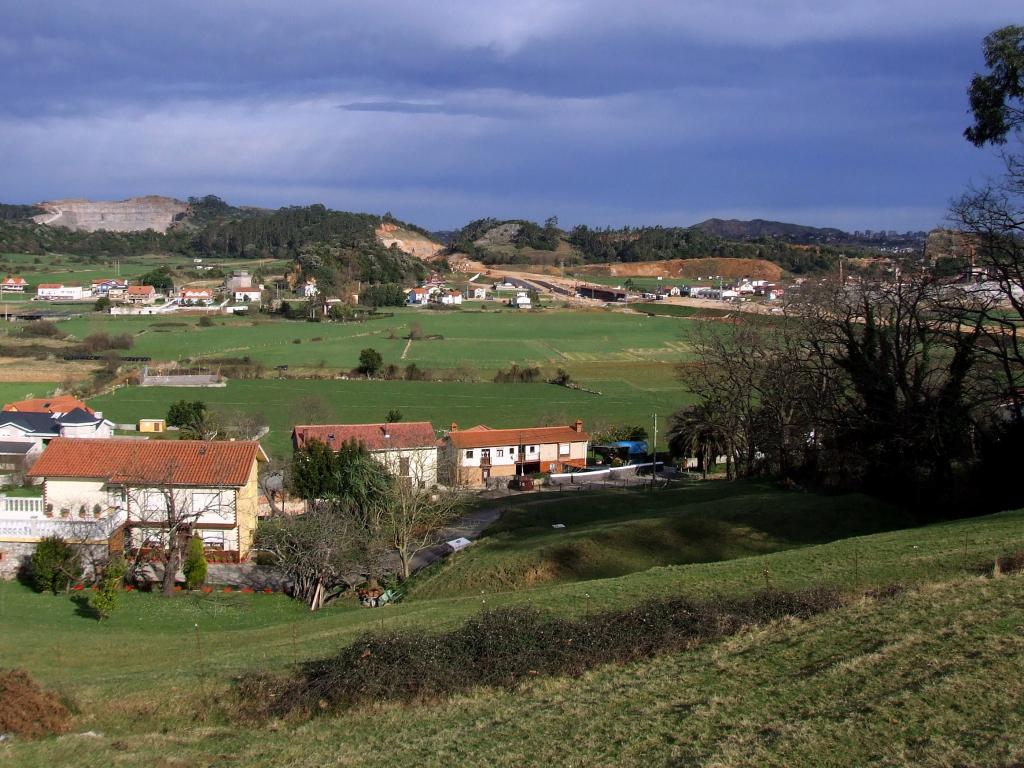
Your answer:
27;438;267;486
3;396;94;415
127;285;155;295
293;422;437;452
37;283;64;289
2;276;26;284
446;424;588;449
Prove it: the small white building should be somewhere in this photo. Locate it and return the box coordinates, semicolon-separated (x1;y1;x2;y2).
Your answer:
233;286;263;303
406;287;429;305
180;288;215;306
510;291;532;309
471;287;488;300
303;279;319;298
1;276;27;292
436;290;463;306
36;284;88;301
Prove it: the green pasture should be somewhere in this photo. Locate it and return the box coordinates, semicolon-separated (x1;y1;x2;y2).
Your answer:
3;488;1024;767
89;372;692;456
410;481;911;598
0;382;53;405
58;307;701;370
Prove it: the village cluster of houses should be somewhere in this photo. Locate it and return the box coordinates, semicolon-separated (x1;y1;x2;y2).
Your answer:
2;270;268;313
404;274;534;309
0;407;589;575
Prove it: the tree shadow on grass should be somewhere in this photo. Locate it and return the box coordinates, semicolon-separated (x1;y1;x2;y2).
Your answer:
70;594;100;621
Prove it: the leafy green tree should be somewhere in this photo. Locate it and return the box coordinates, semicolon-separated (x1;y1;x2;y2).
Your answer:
965;25;1024;146
182;536;208;590
167;400;206;428
29;536;82;594
88;555;127;620
358;347;383;377
94;296;111;312
385;408;403;423
289;439;340;502
139;267;174;295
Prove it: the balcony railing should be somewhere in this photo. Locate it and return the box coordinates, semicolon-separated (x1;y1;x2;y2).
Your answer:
0;507;126;542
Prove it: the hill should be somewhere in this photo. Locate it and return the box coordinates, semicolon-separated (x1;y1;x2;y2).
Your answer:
692;217;848;244
2;488;1023;766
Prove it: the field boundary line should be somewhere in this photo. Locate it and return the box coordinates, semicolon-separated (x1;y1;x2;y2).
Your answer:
401;339;413;359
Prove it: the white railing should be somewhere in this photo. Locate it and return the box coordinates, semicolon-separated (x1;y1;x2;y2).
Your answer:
0;496;45;515
0;508;126;542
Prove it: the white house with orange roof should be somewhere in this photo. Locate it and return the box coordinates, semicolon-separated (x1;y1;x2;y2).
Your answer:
1;276;27;292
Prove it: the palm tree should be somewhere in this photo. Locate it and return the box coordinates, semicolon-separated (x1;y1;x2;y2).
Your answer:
667;404;726;479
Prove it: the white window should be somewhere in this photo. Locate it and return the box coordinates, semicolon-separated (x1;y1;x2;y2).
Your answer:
528;445;537;454
143;490;167;513
465;450;474;459
558;443;570;456
509;446;516;454
201;530;226;550
496;449;504;457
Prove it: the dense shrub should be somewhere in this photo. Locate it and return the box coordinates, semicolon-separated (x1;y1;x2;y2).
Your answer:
79;332;133;354
493;364;542;384
88;555;127;620
235;586;842;719
28;536;82;594
183;536;208;589
20;320;64;339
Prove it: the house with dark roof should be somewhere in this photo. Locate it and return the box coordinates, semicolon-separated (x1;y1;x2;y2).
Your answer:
292;422;438;487
0;408;114;453
27;438;268;560
439;421;589;487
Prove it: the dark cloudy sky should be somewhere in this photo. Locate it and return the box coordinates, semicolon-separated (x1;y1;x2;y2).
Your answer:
0;1;1018;231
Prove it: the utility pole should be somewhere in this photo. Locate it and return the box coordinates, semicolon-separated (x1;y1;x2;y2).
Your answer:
651;412;658;487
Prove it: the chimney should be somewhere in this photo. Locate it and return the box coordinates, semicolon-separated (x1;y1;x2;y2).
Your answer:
450;422;458;432
383;424;391;439
574;419;583;433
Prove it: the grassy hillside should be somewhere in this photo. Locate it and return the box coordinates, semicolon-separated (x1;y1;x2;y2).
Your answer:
2;495;1024;766
410;483;911;598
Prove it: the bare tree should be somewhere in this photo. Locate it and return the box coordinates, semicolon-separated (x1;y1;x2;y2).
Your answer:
381;453;466;580
119;458;231;597
257;502;360;610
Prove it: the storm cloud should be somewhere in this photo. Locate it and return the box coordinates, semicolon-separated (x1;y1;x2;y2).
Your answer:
0;1;1017;230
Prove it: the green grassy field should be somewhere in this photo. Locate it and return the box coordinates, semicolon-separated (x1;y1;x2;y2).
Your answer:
59;307;699;370
0;382;53;405
410;482;912;598
2;483;1024;766
89;373;692;456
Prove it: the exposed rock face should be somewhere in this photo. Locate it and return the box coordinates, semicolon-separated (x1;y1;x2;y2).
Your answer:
376;222;444;260
32;195;188;233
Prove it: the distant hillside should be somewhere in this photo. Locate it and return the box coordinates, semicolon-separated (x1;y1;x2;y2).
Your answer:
32;196;189;233
692;218;847;244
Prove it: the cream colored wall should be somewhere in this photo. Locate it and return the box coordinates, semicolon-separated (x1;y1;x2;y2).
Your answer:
44;479;108;515
235;461;260;558
374;446;438;486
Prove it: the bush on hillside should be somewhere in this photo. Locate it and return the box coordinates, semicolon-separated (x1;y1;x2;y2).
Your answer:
183;536;208;590
234;585;842;719
28;536;82;594
88;554;127;620
493;364;542;384
20;320;64;339
0;669;72;738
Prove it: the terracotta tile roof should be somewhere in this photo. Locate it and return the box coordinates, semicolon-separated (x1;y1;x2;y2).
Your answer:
3;396;94;415
27;438;267;486
37;283;64;289
446;424;589;449
293;422;437;452
127;285;155;295
2;276;26;284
